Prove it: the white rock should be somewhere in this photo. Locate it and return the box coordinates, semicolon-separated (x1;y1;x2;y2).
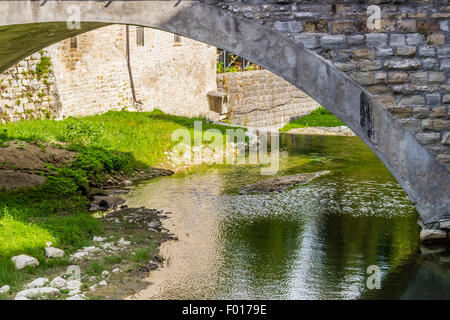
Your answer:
14;296;30;300
45;247;65;258
420;229;448;241
71;251;89;260
26;278;49;289
15;287;60;299
101;242;116;250
11;255;39;270
89;285;97;292
93;236;106;242
98;280;107;286
101;270;110;278
68;289;81;296
83;246;100;253
67;294;85;300
50;277;67;289
0;285;10;294
66;280;82;291
118;238;131;246
112;268;122;274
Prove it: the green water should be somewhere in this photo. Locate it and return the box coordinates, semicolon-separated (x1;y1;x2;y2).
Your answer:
125;134;450;300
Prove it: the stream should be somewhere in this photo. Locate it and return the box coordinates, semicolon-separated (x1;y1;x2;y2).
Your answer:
125;134;450;300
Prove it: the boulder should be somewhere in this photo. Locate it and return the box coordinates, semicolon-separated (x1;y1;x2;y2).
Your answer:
66;280;82;291
15;287;60;300
50;277;67;289
45;247;65;258
11;255;39;270
26;278;49;289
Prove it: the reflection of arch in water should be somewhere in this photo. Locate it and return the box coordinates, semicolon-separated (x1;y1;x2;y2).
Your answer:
1;1;449;224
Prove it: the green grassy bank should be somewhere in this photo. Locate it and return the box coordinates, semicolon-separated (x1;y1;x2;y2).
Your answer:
280;107;345;132
0;110;233;291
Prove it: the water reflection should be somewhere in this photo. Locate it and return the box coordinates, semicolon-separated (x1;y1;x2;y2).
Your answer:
126;134;450;300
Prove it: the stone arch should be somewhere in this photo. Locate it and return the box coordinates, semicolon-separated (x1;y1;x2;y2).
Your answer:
0;1;448;226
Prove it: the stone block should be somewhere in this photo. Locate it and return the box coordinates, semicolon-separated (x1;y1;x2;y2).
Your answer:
351;48;375;60
430;106;447;119
273;21;303;33
358;60;381;71
413;106;431;119
416;132;440;145
388;106;412;118
399;95;425;106
384;59;420;70
388;72;408;84
426;93;441;105
389;33;406;47
396;47;416;57
319;35;345;47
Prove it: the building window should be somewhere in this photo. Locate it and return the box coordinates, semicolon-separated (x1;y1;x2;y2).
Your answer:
136;27;144;46
70;37;77;49
174;34;182;46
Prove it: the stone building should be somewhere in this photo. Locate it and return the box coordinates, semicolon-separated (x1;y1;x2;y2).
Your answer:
0;25;218;121
0;24;318;128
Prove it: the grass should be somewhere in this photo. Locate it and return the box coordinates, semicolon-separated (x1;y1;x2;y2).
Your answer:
0;109;237;289
280;106;345;132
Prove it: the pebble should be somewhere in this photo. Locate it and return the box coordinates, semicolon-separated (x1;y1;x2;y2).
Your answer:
112;268;122;274
0;285;10;294
101;270;110;278
118;238;131;246
98;280;107;286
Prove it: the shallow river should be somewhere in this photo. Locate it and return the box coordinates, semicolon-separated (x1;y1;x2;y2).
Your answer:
125;134;450;300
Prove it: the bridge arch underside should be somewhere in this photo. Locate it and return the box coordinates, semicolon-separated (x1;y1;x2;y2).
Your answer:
0;1;448;227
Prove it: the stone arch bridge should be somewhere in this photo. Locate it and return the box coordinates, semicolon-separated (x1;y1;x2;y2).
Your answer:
0;0;449;235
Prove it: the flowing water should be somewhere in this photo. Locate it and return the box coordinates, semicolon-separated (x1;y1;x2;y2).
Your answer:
125;134;450;300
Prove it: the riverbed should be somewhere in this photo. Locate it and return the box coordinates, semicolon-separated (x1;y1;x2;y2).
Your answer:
124;134;450;300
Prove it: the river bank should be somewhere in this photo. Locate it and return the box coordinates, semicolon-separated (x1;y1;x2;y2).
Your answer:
0;110;236;300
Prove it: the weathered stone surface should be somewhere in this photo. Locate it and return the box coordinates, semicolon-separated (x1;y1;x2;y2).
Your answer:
388;72;408;84
442;133;450;146
26;278;49;289
399;95;425;106
45;247;64;258
0;285;10;294
388;107;412;118
50;277;67;289
420;229;447;241
396;47;416;57
15;287;60;300
416;132;440;145
11;255;39;270
384;59;420;70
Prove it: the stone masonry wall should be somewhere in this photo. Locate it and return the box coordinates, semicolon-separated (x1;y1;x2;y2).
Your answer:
207;0;450;170
0;25;217;120
0;50;60;123
49;25;217;118
217;70;319;128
